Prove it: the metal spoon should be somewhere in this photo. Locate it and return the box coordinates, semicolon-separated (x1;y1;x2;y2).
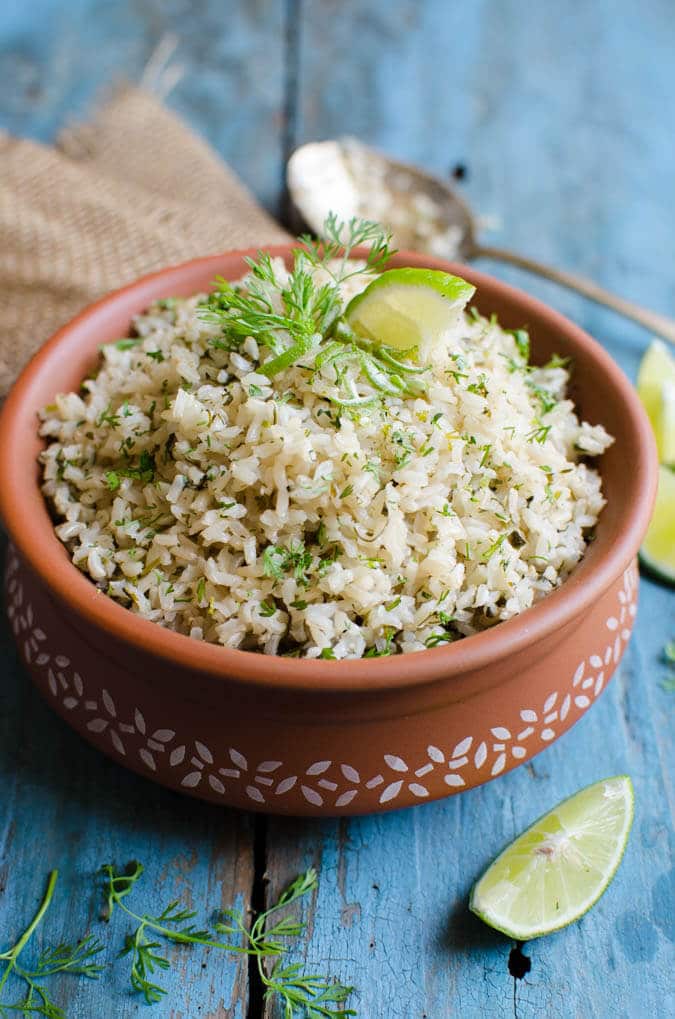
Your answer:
287;137;675;345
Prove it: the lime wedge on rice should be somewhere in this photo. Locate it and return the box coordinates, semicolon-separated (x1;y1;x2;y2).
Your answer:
469;776;634;941
640;465;675;584
345;267;475;351
637;339;675;464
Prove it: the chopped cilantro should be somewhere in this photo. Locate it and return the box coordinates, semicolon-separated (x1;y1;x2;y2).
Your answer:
527;381;557;415
527;424;552;444
425;633;449;648
541;353;570;370
467;374;488;398
97;404;120;428
506;328;530;363
364;629;395;657
481;534;506;563
262;543;314;586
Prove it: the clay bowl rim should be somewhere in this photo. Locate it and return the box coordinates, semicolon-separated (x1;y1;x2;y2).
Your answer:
0;246;657;694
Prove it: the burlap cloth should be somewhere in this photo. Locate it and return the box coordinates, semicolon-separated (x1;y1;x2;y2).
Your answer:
0;86;290;398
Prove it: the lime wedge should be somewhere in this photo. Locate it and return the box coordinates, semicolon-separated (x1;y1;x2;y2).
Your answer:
344;267;475;351
637;339;675;464
640;465;675;584
470;776;634;940
660;381;675;466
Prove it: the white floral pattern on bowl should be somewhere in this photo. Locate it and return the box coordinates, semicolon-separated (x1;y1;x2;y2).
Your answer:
4;546;637;810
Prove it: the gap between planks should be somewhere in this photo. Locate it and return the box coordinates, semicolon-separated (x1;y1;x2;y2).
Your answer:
248;5;302;1013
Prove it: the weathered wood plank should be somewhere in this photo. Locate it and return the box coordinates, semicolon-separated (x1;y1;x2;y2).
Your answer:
294;0;675;353
262;2;675;1017
0;1;673;1017
0;0;287;212
0;3;290;1014
263;624;674;1019
0;541;256;1015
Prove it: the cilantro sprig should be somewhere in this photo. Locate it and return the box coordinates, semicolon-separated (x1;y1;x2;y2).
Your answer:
0;870;103;1018
216;868;355;1017
101;862;222;1005
102;863;355;1016
202;214;421;406
300;212;394;284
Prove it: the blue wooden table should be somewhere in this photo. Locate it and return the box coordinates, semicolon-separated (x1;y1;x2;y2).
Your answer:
1;3;673;1016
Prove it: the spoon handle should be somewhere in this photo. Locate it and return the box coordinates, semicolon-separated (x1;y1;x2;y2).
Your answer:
475;244;675;345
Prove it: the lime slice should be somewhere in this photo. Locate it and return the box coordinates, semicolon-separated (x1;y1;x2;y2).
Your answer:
470;776;634;940
637;339;675;464
640;465;675;584
344;267;475;351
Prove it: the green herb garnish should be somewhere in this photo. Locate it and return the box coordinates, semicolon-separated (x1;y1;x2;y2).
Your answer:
364;628;395;657
527;381;557;415
97;404;120;428
300;212;393;283
467;374;489;398
527;424;552;445
480;534;507;563
424;633;450;648
203;215;428;406
215;867;355;1017
541;353;570;370
0;871;103;1016
506;328;530;363
263;543;314;586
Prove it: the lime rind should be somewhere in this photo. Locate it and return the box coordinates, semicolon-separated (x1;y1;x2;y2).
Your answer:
469;776;634;941
639;465;675;584
637;339;675;464
660;380;675;465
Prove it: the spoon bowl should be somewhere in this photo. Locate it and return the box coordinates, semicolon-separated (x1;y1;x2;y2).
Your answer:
287;137;478;259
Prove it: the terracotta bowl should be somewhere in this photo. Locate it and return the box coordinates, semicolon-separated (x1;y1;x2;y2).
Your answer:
0;248;657;815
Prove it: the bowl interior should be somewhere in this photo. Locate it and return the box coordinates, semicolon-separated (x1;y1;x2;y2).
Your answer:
0;247;657;689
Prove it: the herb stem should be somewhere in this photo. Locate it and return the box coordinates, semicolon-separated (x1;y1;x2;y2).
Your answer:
107;893;234;951
0;869;58;995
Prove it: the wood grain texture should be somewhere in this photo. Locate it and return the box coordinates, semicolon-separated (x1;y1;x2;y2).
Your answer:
0;1;674;1017
0;534;255;1018
0;0;287;211
265;2;675;1017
